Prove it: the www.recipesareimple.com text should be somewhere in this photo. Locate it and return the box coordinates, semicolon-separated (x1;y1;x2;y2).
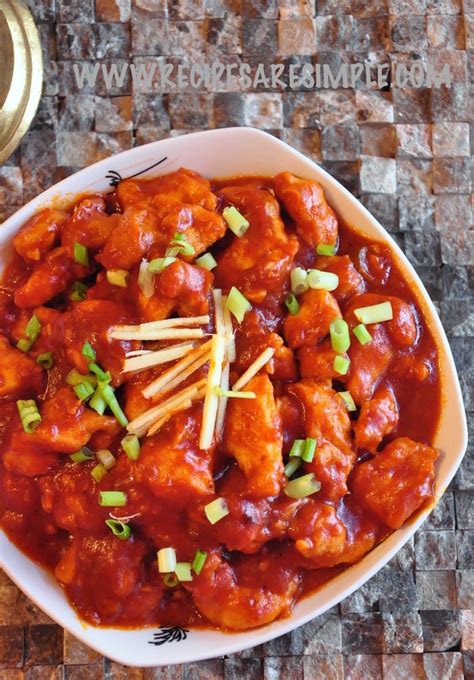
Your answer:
72;60;452;92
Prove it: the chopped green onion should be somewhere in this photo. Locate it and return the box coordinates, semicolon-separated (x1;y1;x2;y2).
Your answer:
226;286;251;324
291;267;309;295
96;449;116;470
330;318;350;354
98;491;127;507
339;390;357;412
73;380;95;402
82;342;96;362
70;281;88;301
70;447;94;463
333;355;350;375
354;301;393;325
122;434;140;461
66;369;97;387
164;246;182;258
148;257;176;273
175;562;193;582
307;269;339;292
285;293;300;315
99;382;128;427
214;386;256;399
204;498;229;525
302;438;317;463
16;339;32;353
353;323;372;345
284;457;302;478
289;439;305;458
105;519;131;541
167;232;195;257
88;362;111;383
16;399;41;433
89;386;106;415
284;473;321;499
192;549;207;575
74;242;89;267
91;463;107;483
223;206;250;237
25;315;41;342
138;259;155;299
106;269;129;287
163;573;179;588
316;243;336;256
157;547;177;573
37;352;54;369
195;253;217;270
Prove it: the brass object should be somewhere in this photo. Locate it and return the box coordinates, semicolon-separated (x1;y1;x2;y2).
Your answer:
0;0;43;164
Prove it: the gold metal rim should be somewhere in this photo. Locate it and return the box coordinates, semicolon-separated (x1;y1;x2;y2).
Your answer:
0;0;43;164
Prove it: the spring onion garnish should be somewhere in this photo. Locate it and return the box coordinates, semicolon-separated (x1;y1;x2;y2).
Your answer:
122;434;140;460
89;362;111;383
307;269;339;292
284;457;302;478
223;206;250;237
17;314;42;352
226;286;251;324
37;352;54;369
148;257;176;273
302;438;317;463
157;547;177;573
167;232;195;257
106;269;129;287
97;449;116;471
354;301;393;325
291;267;309;295
70;447;94;463
175;562;193;582
339;390;357;412
204;498;229;525
66;369;97;387
73;242;89;267
316;243;336;256
25;315;41;342
192;549;207;575
99;382;128;427
163;573;179;588
330;319;350;354
284;473;321;499
105;519;131;540
73;381;95;402
195;253;217;270
213;387;256;399
333;355;350;376
289;439;305;458
82;342;96;362
98;491;127;507
16;339;32;353
89;387;106;415
70;281;88;301
138;259;155;299
285;293;300;315
353;323;372;345
91;463;107;483
16;399;41;433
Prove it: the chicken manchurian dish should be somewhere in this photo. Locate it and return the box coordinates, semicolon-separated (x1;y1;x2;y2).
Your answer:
0;167;441;630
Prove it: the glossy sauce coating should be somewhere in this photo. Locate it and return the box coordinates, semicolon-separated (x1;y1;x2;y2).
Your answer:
0;169;441;630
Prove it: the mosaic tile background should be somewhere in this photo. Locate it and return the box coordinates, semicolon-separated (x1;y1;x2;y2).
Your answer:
0;0;473;677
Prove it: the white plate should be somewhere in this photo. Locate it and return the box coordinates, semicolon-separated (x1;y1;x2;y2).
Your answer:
0;127;467;667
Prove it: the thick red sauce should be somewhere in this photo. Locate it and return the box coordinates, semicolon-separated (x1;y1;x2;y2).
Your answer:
0;169;441;630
